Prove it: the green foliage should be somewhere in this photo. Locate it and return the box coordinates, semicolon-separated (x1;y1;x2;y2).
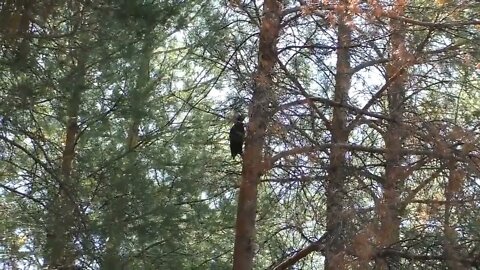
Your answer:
1;0;479;269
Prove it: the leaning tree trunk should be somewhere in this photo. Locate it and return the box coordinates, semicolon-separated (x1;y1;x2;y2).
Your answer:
376;1;407;269
232;0;282;269
324;1;352;269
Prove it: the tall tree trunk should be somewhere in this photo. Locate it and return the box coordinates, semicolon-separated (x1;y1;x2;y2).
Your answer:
232;1;282;269
376;2;407;269
324;2;352;269
443;160;462;269
45;52;86;270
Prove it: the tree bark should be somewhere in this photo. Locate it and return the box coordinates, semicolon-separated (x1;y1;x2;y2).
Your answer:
324;2;352;269
232;1;282;269
45;52;86;270
443;160;462;269
375;1;407;269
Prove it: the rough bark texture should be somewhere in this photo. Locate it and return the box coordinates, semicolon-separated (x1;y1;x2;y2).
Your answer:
375;2;406;269
232;1;282;269
443;161;462;269
45;53;86;270
324;2;352;269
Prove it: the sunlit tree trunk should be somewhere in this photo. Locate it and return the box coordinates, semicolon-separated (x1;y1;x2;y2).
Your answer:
232;0;282;269
45;51;86;270
376;1;407;269
324;1;352;269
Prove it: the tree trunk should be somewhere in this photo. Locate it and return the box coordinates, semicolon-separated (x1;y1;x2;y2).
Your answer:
232;1;282;269
45;52;86;270
443;160;462;269
376;2;407;269
324;2;352;269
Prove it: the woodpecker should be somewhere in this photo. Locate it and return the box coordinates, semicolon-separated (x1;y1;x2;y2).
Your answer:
229;115;245;159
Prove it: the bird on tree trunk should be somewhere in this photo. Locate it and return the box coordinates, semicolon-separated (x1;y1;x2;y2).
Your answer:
229;114;245;159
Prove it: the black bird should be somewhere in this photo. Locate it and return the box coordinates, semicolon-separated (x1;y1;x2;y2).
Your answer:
229;115;245;159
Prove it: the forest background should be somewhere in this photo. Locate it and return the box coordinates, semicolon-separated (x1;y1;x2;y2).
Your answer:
0;0;479;269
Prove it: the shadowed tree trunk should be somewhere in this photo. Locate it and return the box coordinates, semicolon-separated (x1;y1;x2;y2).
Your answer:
45;50;86;270
376;1;407;269
443;160;463;269
232;0;282;269
324;1;352;269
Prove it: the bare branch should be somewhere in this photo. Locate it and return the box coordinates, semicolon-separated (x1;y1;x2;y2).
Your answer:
387;15;480;28
272;233;328;270
352;58;389;74
0;183;46;206
276;59;332;130
400;167;444;212
277;97;393;122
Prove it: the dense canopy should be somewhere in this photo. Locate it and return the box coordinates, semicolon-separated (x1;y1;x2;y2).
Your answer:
0;0;479;269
